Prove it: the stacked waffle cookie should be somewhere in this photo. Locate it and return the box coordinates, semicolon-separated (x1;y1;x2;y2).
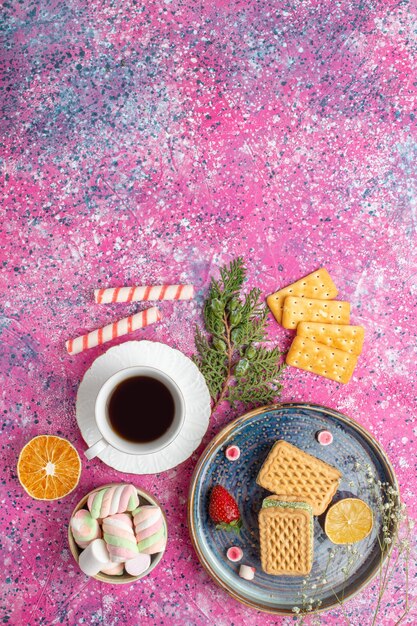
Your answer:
257;441;341;576
259;498;314;576
266;268;365;383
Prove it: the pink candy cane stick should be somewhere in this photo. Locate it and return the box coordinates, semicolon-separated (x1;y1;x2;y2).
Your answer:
66;307;161;355
95;284;194;304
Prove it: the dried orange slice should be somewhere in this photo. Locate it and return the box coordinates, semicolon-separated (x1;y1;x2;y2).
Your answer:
325;497;373;544
17;435;81;500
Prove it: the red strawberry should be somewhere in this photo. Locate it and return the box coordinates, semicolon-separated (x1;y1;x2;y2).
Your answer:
209;485;242;534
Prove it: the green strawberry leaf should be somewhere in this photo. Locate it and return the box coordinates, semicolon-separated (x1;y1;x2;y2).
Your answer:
215;519;242;535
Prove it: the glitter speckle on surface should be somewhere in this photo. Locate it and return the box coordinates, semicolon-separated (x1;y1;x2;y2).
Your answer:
1;0;417;623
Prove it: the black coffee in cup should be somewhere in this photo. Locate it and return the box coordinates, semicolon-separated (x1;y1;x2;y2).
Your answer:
108;376;175;443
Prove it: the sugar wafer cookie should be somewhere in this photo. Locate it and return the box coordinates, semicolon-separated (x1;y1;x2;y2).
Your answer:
286;335;357;384
267;268;338;324
282;297;350;330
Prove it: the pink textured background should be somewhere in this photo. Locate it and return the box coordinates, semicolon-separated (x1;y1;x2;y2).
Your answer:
1;0;417;624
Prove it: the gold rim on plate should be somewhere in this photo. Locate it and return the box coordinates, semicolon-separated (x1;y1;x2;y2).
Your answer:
187;403;399;614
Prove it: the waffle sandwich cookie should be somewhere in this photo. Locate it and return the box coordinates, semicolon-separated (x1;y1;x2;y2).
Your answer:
259;497;314;576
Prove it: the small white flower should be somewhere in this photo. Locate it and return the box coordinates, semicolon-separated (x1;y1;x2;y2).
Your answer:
292;606;301;614
400;539;410;551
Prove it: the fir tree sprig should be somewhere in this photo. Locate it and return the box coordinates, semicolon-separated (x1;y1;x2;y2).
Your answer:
193;257;285;412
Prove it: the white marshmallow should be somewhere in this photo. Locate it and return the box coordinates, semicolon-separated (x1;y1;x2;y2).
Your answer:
239;564;255;580
78;539;111;577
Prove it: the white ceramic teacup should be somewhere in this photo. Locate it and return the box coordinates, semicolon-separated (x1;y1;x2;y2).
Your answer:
84;366;185;460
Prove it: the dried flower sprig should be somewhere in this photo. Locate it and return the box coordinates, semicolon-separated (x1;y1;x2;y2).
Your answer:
292;462;415;625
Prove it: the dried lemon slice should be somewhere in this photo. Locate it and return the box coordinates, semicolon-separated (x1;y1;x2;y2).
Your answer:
324;497;373;544
17;435;81;500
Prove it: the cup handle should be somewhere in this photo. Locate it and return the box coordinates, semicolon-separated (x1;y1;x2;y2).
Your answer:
84;438;108;460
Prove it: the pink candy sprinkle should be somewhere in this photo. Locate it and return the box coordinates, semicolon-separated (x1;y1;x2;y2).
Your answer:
316;430;333;445
225;445;240;461
226;546;243;562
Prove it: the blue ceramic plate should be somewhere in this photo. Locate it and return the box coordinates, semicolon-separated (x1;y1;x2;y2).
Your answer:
188;403;398;614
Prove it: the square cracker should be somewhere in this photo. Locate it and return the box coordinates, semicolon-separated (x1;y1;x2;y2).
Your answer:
257;440;341;515
297;322;365;355
286;335;357;384
282;296;350;330
259;505;313;576
267;268;338;325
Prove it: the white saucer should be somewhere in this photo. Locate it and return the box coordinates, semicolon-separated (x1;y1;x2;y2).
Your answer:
76;340;211;474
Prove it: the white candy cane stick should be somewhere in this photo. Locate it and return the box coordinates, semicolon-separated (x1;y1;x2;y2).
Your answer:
66;307;161;355
94;284;194;304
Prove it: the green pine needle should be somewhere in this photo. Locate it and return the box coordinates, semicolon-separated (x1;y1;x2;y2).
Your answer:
193;257;285;412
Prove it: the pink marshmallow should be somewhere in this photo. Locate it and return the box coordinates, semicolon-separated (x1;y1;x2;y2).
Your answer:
70;509;101;549
140;537;166;555
316;430;333;445
226;546;243;562
225;445;240;461
102;513;138;563
136;518;163;542
125;553;151;577
87;484;139;519
101;562;124;576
